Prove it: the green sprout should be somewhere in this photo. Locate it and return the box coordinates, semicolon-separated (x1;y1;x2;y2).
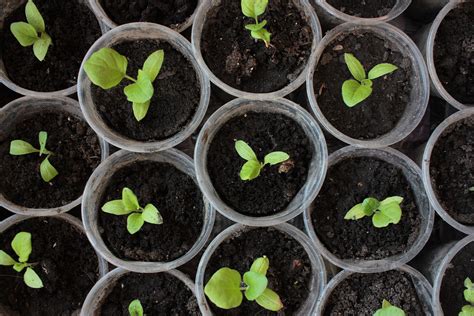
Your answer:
344;196;403;228
460;278;474;316
469;187;474;192
373;300;405;316
205;256;283;311
342;53;398;107
101;187;163;235
128;299;143;316
9;131;58;182
235;140;289;181
84;47;164;121
241;0;271;47
0;232;43;289
10;0;52;61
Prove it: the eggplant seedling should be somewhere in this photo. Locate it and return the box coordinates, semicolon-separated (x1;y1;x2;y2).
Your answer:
0;232;43;289
128;299;143;316
241;0;271;47
10;131;58;182
102;187;163;234
373;300;405;316
205;256;283;311
84;47;164;121
344;196;403;228
460;277;474;316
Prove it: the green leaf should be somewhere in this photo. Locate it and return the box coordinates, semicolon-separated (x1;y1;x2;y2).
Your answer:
378;202;402;225
124;70;154;103
264;151;289;166
244;20;267;31
204;267;243;309
38;131;47;156
128;299;143;316
373;300;406;316
253;0;269;17
40;157;58;182
344;204;367;220
240;160;262;181
344;53;366;81
142;204;163;225
127;213;144;234
122;187;140;211
25;0;45;33
342;79;372;107
33;32;51;61
250;256;269;276
101;200;132;215
84;47;128;89
142;50;164;82
465;278;474;304
362;197;380;215
132;100;151;122
251;28;271;46
379;196;403;207
10;22;38;46
255;288;283;312
13;262;28;272
243;271;268;301
368;63;398;80
24;267;43;289
241;0;256;18
466;278;474;289
460;305;474;316
235;140;257;161
0;250;16;266
10;140;39;155
469;187;474;192
372;212;392;228
12;232;32;263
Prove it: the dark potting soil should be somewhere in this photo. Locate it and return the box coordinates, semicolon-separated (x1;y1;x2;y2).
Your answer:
205;228;312;315
323;270;425;315
1;0;101;92
312;157;421;260
206;112;312;217
439;242;474;316
313;30;413;140
100;272;199;315
434;1;474;105
201;0;313;93
430;116;474;224
0;217;101;315
0;112;101;209
326;0;397;18
92;40;200;141
99;160;204;261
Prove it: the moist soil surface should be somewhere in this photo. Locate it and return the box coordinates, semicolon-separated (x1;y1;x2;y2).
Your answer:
100;272;199;315
0;111;101;208
92;40;200;141
434;2;474;105
205;228;312;315
1;0;101;92
312;157;421;260
0;217;101;315
206;112;312;217
323;270;425;315
326;0;397;18
99;0;198;29
99;160;203;261
430;117;474;224
313;30;413;140
201;0;313;93
440;242;474;316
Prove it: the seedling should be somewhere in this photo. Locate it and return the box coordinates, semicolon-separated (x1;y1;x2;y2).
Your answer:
460;277;474;316
342;53;398;107
10;0;52;61
235;140;289;181
101;187;163;234
241;0;271;47
129;299;143;316
0;232;43;289
9;131;58;182
344;196;403;228
373;300;405;316
205;256;283;311
84;47;164;121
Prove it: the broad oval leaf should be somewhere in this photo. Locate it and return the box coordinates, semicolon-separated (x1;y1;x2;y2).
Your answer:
33;32;52;61
378;202;402;225
38;131;47;155
255;288;283;312
466;278;474;289
101;200;131;215
373;300;406;316
40;157;58;182
24;267;43;289
142;50;164;82
142;204;163;224
124;70;154;103
362;197;380;215
240;160;262;181
372;212;392;228
250;256;269;275
10;22;38;46
241;0;256;18
465;288;474;305
132;100;151;122
12;232;32;263
127;213;145;235
264;151;289;166
10;140;39;155
245;20;267;32
379;196;403;207
344;203;366;221
368;63;398;80
243;271;268;301
460;305;474;316
122;187;140;211
0;250;16;266
235;140;257;161
25;0;45;33
251;28;271;45
128;299;144;316
344;53;366;81
253;0;269;17
84;47;128;89
342;79;372;107
204;267;242;309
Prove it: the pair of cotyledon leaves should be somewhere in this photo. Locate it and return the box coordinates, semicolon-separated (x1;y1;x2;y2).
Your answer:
344;196;403;228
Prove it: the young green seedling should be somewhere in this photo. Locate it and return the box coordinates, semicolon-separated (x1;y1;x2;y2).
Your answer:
469;187;474;192
0;232;43;289
205;256;283;311
128;299;143;316
373;300;405;316
342;53;398;107
102;187;163;234
9;131;58;182
460;277;474;316
241;0;271;47
10;0;52;61
235;140;289;181
84;47;164;121
344;196;403;228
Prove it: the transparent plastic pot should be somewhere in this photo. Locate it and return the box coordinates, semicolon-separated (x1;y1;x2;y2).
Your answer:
82;148;216;273
80;267;196;316
303;146;434;273
306;22;430;148
195;223;327;315
194;98;328;227
421;108;474;235
191;0;322;100
0;96;109;216
77;22;210;153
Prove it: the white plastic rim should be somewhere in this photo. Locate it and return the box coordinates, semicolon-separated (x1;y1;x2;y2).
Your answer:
195;223;327;316
0;96;109;216
306;22;430;148
194;98;328;227
191;0;322;100
303;146;434;273
77;22;210;153
421;108;474;235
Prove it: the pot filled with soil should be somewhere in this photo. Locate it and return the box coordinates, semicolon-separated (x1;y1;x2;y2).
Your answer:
81;268;200;315
304;146;433;273
0;96;108;216
0;214;108;315
82;149;215;273
78;22;210;152
194;98;327;227
0;0;103;97
191;0;321;99
307;22;429;148
195;223;327;315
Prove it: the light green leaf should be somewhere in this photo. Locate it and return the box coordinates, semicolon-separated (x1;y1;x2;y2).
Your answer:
101;200;132;215
132;100;151;122
241;0;256;18
142;204;163;224
9;140;39;155
124;70;154;104
235;140;257;162
466;278;474;289
10;22;38;46
344;53;366;81
38;131;47;156
379;196;403;207
378;202;402;225
142;49;164;82
84;47;128;89
362;197;380;215
255;288;283;312
128;299;144;316
12;232;32;263
469;187;474;192
33;32;52;61
342;79;372;107
13;262;28;272
127;213;145;235
344;203;367;220
40;157;58;182
25;0;45;33
465;278;474;304
122;187;140;211
253;0;269;17
243;271;268;301
250;256;269;276
0;250;16;266
24;267;43;289
460;305;474;316
373;300;406;316
264;151;289;166
245;20;267;31
372;212;392;228
240;160;262;181
368;63;398;80
204;267;243;309
251;28;271;46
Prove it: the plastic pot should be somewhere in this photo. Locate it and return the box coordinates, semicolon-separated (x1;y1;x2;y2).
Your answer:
78;22;210;153
194;98;328;227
